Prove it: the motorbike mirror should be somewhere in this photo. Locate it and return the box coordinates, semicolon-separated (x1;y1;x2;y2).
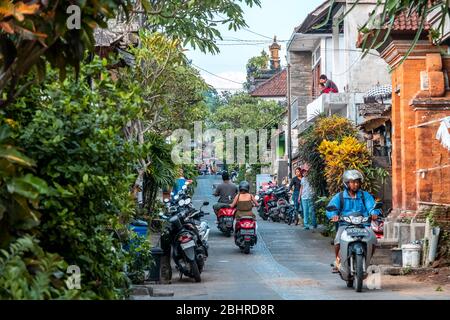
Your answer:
255;195;260;201
170;192;174;196
203;201;209;206
163;198;169;203
326;205;338;212
182;185;187;190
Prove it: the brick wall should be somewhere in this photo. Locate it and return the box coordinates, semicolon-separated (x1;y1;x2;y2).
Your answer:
389;53;450;215
289;51;312;120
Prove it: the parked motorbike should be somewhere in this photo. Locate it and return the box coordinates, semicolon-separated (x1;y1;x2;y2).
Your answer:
267;186;291;222
326;202;383;292
234;216;257;254
371;218;384;239
258;188;277;220
160;200;210;282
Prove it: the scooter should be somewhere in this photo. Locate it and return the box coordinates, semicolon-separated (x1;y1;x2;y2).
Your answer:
160;201;210;282
259;188;277;220
326;202;382;292
217;207;236;237
234;216;257;254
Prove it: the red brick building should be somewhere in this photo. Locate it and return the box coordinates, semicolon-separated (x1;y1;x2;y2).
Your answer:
365;11;450;219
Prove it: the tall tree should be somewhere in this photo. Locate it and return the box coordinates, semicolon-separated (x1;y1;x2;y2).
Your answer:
243;50;269;91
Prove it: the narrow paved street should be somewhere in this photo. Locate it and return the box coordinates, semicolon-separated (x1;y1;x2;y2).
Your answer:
144;176;450;300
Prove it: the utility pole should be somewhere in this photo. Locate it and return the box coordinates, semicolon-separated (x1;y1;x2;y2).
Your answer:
287;62;293;180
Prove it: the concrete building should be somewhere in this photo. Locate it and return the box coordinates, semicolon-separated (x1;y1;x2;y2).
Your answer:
286;0;392;170
287;0;392;121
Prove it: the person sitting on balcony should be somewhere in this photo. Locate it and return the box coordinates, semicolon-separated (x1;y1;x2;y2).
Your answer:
319;74;339;93
319;83;337;94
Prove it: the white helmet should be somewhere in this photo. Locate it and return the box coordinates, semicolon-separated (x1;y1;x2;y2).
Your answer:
343;170;364;189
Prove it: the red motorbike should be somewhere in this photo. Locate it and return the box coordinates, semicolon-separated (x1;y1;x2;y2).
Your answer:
234;216;257;254
217;207;236;237
371;218;384;239
257;188;277;220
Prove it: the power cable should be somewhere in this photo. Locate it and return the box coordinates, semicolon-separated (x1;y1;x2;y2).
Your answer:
191;63;245;85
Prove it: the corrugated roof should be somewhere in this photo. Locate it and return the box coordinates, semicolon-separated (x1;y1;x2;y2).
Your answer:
250;69;287;97
295;1;344;34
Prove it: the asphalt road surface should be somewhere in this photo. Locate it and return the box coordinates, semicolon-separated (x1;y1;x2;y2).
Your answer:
143;175;450;300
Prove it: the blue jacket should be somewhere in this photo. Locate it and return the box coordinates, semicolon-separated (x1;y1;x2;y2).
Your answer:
326;189;381;220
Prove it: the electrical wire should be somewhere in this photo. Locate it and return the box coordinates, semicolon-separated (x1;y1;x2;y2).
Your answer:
191;63;245;85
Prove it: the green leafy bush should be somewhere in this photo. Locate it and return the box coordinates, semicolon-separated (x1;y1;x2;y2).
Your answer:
3;59;142;298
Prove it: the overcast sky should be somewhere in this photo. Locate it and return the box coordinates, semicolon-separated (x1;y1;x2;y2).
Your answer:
185;0;325;92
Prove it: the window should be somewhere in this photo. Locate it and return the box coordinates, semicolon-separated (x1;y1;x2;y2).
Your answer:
312;46;321;68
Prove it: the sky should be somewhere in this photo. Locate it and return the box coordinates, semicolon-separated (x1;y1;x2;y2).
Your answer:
185;0;325;92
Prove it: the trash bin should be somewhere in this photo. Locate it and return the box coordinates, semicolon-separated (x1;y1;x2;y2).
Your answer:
402;244;421;267
148;247;164;282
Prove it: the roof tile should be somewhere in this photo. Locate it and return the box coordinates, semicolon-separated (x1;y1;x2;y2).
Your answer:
250;69;287;97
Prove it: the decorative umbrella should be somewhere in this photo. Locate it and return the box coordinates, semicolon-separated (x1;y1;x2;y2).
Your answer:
363;84;392;104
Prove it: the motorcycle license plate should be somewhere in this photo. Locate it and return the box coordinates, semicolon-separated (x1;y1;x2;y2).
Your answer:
240;229;255;235
347;228;368;237
180;240;195;250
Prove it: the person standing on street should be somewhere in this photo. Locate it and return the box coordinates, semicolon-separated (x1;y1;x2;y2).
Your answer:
300;167;316;230
289;167;303;224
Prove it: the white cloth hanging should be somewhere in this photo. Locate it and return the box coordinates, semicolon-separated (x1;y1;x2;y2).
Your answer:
436;116;450;151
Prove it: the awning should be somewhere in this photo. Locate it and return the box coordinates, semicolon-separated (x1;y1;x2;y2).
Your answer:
363;84;392;103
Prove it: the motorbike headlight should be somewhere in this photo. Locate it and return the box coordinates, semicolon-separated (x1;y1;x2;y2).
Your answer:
178;199;185;206
185;198;191;205
350;216;363;224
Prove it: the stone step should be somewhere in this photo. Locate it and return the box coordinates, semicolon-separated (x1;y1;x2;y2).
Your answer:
372;247;393;265
376;238;399;248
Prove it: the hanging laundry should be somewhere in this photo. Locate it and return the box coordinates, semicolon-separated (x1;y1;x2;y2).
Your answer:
436;116;450;151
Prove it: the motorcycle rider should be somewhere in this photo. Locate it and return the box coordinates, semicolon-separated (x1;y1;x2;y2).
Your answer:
326;170;380;273
229;180;258;222
213;171;238;219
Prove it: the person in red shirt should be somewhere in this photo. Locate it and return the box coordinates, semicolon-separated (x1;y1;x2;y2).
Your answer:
319;82;337;94
319;74;339;93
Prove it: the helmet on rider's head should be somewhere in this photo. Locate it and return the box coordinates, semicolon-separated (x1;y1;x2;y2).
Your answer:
238;180;250;193
342;170;364;189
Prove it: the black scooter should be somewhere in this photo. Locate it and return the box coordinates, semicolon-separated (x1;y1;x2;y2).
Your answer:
160;201;209;282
